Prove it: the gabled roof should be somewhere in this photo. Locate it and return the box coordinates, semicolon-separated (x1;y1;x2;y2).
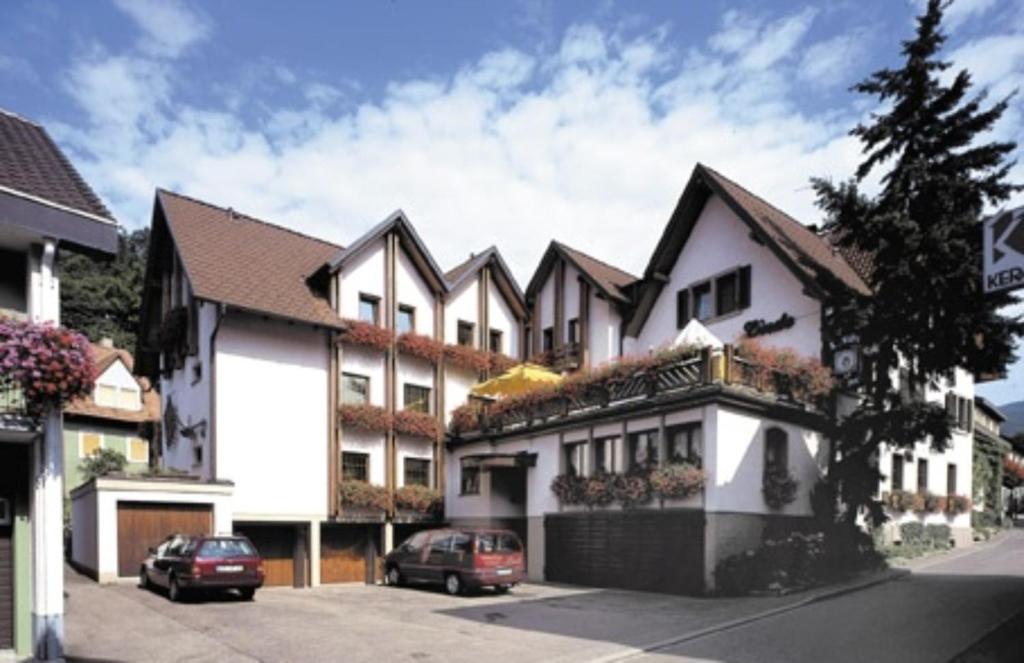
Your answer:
155;190;343;329
526;240;638;304
65;343;160;424
974;396;1007;423
445;246;528;318
626;164;870;335
328;210;447;294
0;108;113;221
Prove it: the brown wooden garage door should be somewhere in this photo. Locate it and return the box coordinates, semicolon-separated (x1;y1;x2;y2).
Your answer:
117;502;213;578
544;508;705;595
236;525;296;587
320;525;369;584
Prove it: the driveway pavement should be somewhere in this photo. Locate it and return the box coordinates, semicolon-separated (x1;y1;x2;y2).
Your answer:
64;530;1024;663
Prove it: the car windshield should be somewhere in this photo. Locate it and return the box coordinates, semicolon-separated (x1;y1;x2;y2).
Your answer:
197;539;256;558
476;532;521;553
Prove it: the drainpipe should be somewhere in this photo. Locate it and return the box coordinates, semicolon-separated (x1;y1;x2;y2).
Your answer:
208;303;227;481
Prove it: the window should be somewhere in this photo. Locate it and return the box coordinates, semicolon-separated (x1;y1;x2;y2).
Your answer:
947;463;957;495
452;532;472;554
891;454;904;491
80;432;102;458
404;457;431;487
198;539;256;558
946;393;974;431
117;387;139;410
692;282;712;321
628;430;659;470
676;289;689;329
716;272;738;316
668;424;703;467
765;427;789;474
341;373;370;405
358;294;380;324
457;320;475;347
476;532;522;553
593;436;616;473
397;305;415;334
192;444;203;467
567;318;579;344
342;452;369;482
542;327;554;352
564;441;585;476
489;328;503;353
128;437;149;464
429;534;453;554
95;384;117;407
460;463;480;494
917;458;928;493
403;384;431;413
402;531;430;553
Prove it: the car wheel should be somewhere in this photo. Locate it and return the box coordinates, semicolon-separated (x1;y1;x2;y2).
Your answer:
239;587;256;601
139;567;150;590
444;573;462;596
168;576;183;603
386;566;404;587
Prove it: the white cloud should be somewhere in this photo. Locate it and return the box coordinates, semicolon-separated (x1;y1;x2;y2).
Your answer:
710;7;818;70
799;31;870;86
111;0;210;58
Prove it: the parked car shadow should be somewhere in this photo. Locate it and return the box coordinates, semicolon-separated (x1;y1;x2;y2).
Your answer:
139;582;254;604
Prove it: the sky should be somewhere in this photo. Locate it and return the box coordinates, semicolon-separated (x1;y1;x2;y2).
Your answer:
2;0;1023;404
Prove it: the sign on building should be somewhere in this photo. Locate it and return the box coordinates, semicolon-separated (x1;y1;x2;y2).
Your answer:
983;206;1024;294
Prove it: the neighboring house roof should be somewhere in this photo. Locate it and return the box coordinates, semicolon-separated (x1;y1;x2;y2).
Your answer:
0;107;118;255
526;240;638;304
626;163;870;336
65;343;160;424
155;189;343;329
327;209;448;294
974;396;1007;423
444;246;528;318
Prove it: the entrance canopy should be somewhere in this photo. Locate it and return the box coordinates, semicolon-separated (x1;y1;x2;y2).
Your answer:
461;452;537;470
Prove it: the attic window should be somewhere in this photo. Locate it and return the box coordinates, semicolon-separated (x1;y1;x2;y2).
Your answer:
693;282;712;321
359;294;380;325
457;320;475;347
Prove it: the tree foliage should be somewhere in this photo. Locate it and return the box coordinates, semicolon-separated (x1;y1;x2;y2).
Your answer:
59;228;149;351
813;0;1022;524
81;447;127;480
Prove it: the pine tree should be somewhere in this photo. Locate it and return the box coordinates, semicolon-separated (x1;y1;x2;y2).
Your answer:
813;0;1023;524
59;227;149;351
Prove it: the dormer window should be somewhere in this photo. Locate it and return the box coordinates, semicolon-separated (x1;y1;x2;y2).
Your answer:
457;320;475;347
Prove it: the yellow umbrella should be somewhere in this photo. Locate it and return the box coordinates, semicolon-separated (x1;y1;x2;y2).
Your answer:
470;363;563;398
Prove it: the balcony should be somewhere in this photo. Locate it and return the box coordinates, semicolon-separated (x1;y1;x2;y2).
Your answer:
451;343;833;438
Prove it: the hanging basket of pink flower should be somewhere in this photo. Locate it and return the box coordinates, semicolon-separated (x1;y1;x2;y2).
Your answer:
444;343;491;372
0;317;96;418
396;332;445;364
340;319;392;353
393;409;441;439
338;403;392;434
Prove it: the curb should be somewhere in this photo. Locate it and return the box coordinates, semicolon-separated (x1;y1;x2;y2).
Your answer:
588;568;909;663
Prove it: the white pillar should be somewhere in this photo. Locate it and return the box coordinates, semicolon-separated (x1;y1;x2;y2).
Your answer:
32;407;65;661
383;522;394;554
28;239;59;325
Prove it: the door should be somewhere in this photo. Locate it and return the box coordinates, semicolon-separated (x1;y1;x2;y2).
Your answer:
320;526;367;584
116;502;213;578
0;495;13;650
235;524;296;587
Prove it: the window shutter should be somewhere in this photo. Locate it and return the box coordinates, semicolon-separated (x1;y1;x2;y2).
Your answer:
945;392;956;422
966;402;974;431
738;266;752;309
676;289;689;329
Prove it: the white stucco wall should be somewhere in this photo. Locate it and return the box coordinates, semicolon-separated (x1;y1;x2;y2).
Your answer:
537;275;555;346
445;276;479;346
215;315;330;520
94;359;142;409
444;367;478;424
341;429;386;486
338;238;385;320
395;246;436;335
705;405;827;516
589;295;621;365
396;436;434;488
486;273;520;357
160;300;218;479
563;264;580;341
397;356;435;411
340;345;386;406
626;194;822;358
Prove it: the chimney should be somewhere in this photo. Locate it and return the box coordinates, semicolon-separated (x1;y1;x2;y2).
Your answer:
99;337;114;348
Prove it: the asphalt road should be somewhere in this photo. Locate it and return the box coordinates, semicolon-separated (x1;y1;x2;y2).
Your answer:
634;530;1024;663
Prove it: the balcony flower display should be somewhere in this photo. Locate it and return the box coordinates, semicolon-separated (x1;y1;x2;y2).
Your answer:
393;409;441;439
444;343;491;372
449;403;481;436
735;339;834;402
882;489;916;513
340;319;392;352
911;491;941;514
489;352;519;373
762;466;799;509
338;403;391;434
613;471;653;508
581;472;616;507
550;473;586;505
397;332;444;364
943;494;971;516
394;485;443;514
339;480;392;511
650;463;707;500
0;317;95;417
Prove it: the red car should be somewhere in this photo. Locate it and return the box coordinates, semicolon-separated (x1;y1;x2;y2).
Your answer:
140;534;264;602
384;528;526;595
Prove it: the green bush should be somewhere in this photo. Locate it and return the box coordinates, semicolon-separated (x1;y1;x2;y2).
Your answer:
924;524;951;549
81;448;127;480
899;522;925;544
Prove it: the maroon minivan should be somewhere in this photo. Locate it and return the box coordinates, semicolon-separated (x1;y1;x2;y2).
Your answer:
384;528;525;595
